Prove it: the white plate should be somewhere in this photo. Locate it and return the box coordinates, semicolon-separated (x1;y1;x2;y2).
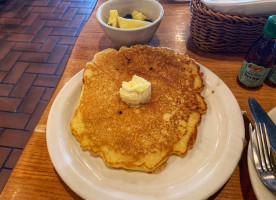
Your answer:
46;64;245;200
248;107;276;200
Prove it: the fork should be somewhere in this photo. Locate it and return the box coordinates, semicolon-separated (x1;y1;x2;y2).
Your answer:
249;123;276;192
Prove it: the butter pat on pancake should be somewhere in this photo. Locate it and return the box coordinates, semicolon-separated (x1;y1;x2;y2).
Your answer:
70;45;207;173
119;75;151;106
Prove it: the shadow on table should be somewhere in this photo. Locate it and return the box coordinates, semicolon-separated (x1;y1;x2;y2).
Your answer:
97;35;161;51
186;35;245;61
239;115;257;200
57;172;83;200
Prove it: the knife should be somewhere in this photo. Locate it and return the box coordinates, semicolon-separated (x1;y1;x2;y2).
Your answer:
248;97;276;163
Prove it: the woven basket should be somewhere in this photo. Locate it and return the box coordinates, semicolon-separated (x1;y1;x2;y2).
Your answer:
189;0;269;53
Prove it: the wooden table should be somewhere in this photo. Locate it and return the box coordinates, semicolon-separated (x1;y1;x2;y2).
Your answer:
1;0;276;199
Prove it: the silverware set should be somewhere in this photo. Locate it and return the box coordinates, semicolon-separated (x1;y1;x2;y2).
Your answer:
248;97;276;192
249;123;276;192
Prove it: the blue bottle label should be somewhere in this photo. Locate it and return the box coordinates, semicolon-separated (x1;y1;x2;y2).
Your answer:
238;60;271;87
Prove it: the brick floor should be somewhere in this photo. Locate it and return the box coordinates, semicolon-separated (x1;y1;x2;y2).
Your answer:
0;0;97;193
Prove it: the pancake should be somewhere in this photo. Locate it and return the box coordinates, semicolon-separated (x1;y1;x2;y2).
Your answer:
70;45;207;173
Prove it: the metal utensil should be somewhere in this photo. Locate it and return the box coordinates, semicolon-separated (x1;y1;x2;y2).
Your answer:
248;97;276;173
249;123;276;192
248;97;276;152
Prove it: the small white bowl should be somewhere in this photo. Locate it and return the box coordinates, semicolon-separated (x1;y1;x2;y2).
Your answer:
96;0;164;48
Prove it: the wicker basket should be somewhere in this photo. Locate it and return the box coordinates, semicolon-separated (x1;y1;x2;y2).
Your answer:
189;0;269;53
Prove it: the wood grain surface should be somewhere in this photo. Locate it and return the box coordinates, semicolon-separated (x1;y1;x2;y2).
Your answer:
1;0;275;199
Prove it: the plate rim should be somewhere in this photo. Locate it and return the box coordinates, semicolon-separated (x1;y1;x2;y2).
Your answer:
46;64;245;200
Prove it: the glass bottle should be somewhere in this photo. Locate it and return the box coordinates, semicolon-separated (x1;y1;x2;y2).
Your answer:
237;15;276;88
265;44;276;87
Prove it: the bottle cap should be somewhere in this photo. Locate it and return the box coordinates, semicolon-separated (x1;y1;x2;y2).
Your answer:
263;15;276;38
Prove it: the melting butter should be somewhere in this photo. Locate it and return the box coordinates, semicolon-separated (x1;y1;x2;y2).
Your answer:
119;75;151;106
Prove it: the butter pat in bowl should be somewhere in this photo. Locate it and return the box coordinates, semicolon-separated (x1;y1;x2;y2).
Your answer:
96;0;164;48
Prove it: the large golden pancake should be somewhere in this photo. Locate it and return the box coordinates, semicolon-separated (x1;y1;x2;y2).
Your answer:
70;45;207;173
